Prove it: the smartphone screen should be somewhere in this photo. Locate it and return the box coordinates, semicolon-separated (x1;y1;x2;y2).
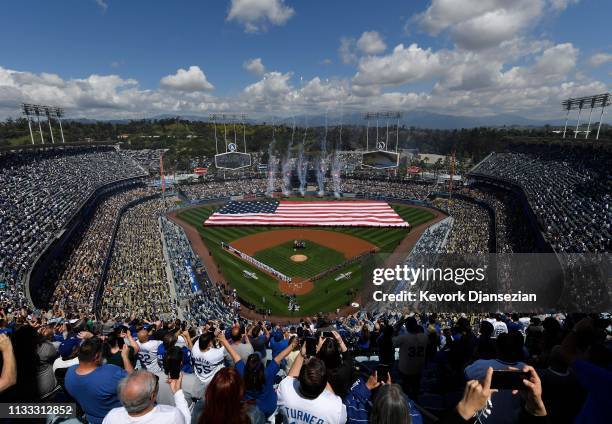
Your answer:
322;331;333;338
376;364;389;383
491;370;529;390
305;336;317;357
168;357;181;379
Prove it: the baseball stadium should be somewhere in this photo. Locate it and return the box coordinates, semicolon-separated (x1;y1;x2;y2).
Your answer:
0;1;611;423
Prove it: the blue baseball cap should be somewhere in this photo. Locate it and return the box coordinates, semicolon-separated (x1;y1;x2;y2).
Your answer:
58;337;81;359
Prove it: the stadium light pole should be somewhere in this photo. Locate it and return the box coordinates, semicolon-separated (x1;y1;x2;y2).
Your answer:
562;104;570;139
595;94;609;140
584;97;596;139
45;107;55;144
22;104;35;145
574;101;583;139
34;106;45;144
56;108;65;143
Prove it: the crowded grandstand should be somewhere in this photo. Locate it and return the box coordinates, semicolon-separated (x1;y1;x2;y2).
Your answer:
0;128;610;424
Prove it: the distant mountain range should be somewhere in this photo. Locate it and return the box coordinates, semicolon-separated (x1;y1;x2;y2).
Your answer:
67;110;579;129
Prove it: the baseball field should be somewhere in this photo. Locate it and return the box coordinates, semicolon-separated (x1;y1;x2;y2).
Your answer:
175;202;436;316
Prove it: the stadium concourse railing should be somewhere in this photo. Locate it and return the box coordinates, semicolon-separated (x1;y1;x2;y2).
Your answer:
26;175;148;310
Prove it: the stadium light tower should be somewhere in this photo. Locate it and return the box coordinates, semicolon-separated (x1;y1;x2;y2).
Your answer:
21;103;35;144
33;105;45;144
44;106;55;144
54;107;66;143
561;93;611;140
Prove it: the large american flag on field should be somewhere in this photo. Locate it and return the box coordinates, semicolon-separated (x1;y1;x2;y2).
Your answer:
204;200;409;227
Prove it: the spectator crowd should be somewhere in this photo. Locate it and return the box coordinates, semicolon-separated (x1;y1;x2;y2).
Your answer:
0;307;609;424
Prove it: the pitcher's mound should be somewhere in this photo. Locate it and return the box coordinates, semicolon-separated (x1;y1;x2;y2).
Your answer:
290;254;308;262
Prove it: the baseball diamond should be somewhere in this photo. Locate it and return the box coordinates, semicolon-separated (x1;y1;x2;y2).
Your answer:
173;201;438;316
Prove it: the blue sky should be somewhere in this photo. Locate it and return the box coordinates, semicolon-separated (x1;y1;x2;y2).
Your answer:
0;0;610;120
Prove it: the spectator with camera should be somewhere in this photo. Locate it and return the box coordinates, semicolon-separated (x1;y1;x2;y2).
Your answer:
277;338;347;424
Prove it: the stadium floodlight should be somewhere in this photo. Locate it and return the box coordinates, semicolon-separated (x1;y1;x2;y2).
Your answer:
561;93;610;140
33;105;45;144
21;103;66;144
44;106;55;144
21;103;35;145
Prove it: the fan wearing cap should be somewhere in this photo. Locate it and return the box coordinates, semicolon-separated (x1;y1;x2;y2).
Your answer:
53;336;80;389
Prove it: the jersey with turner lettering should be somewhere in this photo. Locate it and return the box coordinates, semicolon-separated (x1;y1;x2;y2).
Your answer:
277;376;347;424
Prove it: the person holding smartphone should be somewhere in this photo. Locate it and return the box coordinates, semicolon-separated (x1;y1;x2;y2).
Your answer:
233;336;298;418
316;331;354;398
277;336;347;424
438;366;547;423
344;368;424;424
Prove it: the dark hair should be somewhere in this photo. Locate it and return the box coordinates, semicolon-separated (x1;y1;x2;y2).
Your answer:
231;326;242;342
103;333;124;358
162;332;178;350
370;384;411;424
243;353;265;392
496;330;524;362
405;317;420;333
251;325;261;338
200;367;249;424
198;332;215;351
78;338;103;363
479;320;494;337
298;357;327;399
163;346;183;375
316;338;342;370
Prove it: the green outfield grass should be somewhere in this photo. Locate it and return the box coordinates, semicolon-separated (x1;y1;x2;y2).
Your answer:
254;241;345;279
175;201;436;316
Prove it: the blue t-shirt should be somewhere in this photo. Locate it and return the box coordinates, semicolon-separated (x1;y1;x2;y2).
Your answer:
269;337;288;367
235;359;280;418
573;359;612;424
64;364;127;424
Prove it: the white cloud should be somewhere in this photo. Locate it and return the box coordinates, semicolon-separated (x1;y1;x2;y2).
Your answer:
352;43;442;86
243;58;266;76
0;36;603;123
356;31;386;55
227;0;294;33
244;71;292;101
548;0;579;11
415;0;548;50
338;37;357;65
160;66;214;91
95;0;108;13
588;52;612;67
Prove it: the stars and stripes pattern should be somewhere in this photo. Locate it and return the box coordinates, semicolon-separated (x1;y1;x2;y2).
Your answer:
204;200;409;227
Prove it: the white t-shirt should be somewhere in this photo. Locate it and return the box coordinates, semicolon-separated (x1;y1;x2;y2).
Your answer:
277;376;347;424
137;340;163;374
53;356;79;373
191;345;225;384
103;389;190;424
493;321;509;338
